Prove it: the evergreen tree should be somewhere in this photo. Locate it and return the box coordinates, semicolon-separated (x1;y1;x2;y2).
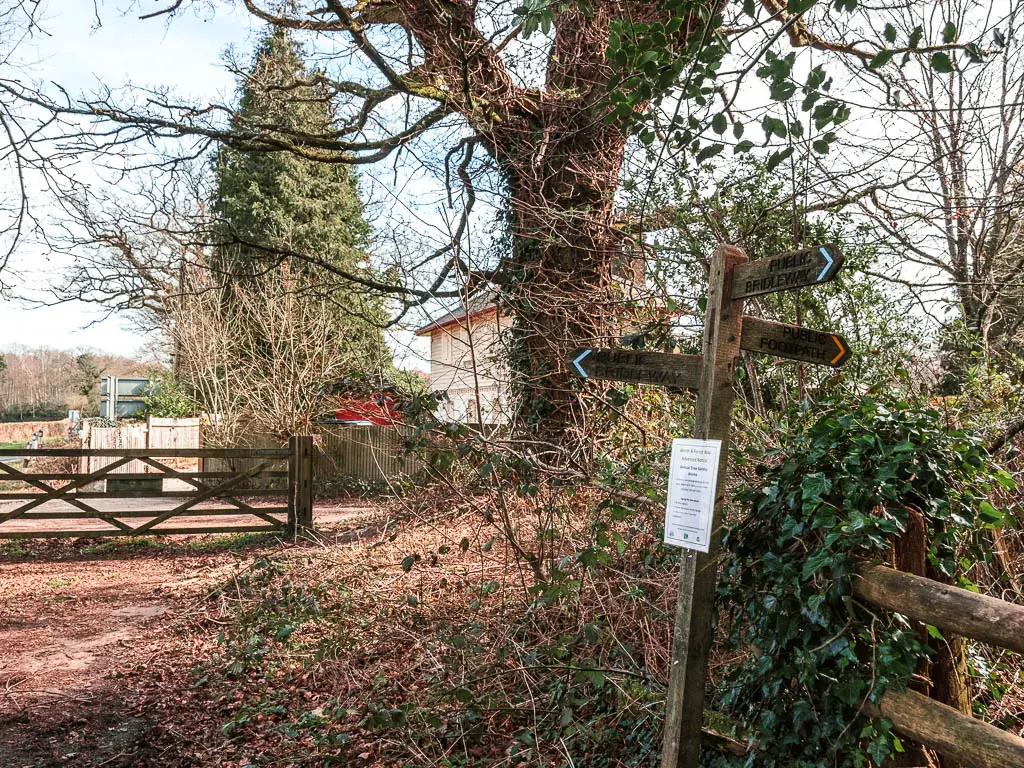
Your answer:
210;29;389;372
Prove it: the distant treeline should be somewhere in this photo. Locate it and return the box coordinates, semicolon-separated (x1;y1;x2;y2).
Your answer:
0;346;159;421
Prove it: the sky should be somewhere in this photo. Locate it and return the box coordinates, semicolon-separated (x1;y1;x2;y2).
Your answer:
0;2;439;369
0;2;256;358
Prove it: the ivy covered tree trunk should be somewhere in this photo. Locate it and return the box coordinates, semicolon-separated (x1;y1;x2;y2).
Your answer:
481;7;638;449
498;129;629;447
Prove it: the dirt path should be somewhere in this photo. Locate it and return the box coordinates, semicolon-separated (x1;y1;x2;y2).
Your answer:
0;502;382;767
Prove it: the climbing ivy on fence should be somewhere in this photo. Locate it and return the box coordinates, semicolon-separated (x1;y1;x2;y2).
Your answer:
708;396;1014;767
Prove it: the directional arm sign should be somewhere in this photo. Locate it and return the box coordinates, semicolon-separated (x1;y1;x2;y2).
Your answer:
570;349;703;389
731;244;844;300
740;316;852;367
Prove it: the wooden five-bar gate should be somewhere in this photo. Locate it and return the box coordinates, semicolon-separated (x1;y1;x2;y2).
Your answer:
0;436;313;539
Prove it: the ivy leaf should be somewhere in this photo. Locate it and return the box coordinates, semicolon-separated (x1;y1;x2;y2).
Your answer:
812;138;830;154
711;112;727;135
942;21;956;43
993;469;1017;490
931;52;955;73
978;500;1003;525
867;736;893;765
733;139;755;154
801;472;832;506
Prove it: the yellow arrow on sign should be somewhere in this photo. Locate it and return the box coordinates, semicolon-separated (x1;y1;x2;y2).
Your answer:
830;335;847;366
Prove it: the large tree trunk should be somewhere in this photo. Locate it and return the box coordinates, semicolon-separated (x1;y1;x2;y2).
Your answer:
500;124;629;454
483;6;642;456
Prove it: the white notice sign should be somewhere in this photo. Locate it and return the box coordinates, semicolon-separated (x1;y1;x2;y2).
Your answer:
664;438;722;552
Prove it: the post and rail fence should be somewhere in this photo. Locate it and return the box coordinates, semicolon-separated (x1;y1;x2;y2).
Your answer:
851;564;1024;768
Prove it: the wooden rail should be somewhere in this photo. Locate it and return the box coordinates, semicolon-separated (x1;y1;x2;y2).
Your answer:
864;689;1024;768
854;564;1024;656
11;448;291;457
854;563;1024;767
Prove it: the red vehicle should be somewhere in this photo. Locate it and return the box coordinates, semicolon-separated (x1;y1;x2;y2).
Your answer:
331;394;402;426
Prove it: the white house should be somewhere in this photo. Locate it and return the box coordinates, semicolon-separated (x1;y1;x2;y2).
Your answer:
415;293;511;424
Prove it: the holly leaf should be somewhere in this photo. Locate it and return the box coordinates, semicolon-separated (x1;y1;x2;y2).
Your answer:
869;49;894;69
696;143;724;162
762;115;788;139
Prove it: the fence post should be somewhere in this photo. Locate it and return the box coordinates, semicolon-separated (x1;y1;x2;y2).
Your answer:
289;435;314;535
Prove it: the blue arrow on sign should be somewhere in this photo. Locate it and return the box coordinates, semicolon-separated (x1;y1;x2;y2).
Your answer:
572;349;592;377
817;246;835;282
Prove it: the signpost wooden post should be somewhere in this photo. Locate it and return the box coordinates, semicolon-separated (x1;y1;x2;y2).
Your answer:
661;244;747;768
565;241;851;767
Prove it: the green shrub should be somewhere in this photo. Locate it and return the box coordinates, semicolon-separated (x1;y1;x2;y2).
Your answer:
139;375;195;419
709;396;1014;767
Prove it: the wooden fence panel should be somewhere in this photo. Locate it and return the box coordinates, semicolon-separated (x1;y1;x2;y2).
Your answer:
314;425;419;483
202;433;285;489
199;426;419;486
82;426;149;474
148;417;202;451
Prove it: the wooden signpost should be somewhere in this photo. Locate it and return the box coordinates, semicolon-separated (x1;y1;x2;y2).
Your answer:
569;348;703;390
567;242;850;768
740;316;851;367
731;243;844;299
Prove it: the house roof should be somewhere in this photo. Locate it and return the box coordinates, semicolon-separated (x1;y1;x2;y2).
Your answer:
414;291;499;336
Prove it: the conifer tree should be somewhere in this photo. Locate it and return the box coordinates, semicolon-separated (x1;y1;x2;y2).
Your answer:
210;28;388;372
